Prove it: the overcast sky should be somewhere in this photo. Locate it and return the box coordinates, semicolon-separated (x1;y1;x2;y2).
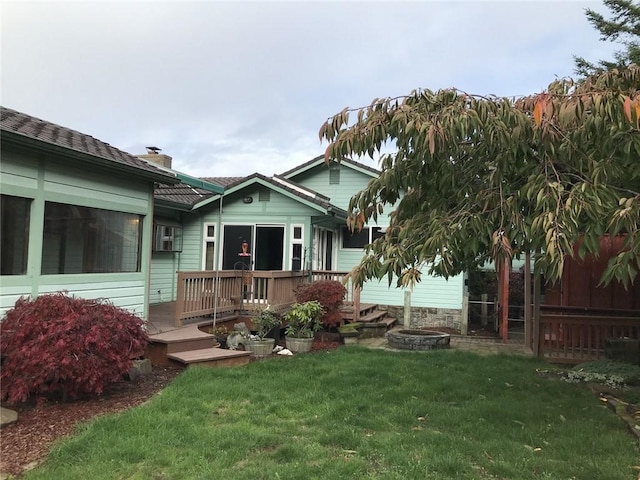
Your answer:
2;1;619;178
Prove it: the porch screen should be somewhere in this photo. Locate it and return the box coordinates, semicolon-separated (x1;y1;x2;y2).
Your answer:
0;194;31;275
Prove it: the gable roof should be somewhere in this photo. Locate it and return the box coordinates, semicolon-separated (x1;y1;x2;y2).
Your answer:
279;154;380;180
0;106;178;184
195;172;347;219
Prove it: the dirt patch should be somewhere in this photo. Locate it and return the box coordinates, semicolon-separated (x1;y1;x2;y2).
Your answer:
0;365;182;477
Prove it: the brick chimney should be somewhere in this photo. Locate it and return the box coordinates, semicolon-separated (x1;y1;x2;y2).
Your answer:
139;146;172;169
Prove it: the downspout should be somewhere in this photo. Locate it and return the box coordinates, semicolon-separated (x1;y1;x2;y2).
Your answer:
212;194;223;326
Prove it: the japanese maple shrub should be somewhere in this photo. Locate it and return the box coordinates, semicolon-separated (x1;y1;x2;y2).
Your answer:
0;292;148;404
295;280;347;328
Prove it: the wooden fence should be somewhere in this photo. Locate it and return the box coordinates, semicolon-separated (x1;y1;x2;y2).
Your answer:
175;270;353;326
538;307;639;364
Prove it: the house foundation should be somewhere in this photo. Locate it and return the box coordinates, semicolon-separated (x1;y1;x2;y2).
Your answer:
385;305;463;332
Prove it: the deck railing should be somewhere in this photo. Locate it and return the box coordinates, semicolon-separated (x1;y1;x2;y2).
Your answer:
175;270;355;326
539;308;639;364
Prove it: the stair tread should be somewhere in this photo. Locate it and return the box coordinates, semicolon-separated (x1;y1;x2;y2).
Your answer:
168;347;251;362
360;317;396;327
358;310;390;323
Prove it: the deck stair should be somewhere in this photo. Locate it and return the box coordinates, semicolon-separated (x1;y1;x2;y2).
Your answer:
147;324;250;367
341;303;397;338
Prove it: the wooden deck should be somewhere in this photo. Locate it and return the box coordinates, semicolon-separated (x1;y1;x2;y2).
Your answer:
146;319;251;367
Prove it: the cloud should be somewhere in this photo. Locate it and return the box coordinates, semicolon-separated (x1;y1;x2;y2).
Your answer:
1;1;620;178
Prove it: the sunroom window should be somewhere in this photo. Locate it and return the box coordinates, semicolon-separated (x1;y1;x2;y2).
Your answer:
0;194;31;275
42;202;143;274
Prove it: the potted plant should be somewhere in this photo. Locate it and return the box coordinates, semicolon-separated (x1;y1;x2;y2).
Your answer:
211;325;229;349
338;322;361;345
283;301;324;353
245;306;281;358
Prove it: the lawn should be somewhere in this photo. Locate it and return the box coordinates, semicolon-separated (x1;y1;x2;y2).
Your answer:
23;348;638;480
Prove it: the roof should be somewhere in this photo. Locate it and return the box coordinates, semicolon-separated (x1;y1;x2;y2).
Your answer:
201;177;246;189
279;154;381;179
0;106;177;183
154;182;215;209
194;172;347;219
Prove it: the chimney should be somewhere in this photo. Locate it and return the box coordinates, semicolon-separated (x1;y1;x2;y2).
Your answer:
139;146;172;169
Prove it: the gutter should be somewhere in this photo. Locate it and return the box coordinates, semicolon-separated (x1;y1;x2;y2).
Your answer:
1;130;180;185
175;172;224;195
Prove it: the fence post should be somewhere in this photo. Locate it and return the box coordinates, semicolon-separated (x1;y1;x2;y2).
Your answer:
461;293;469;336
403;290;411;328
480;293;488;326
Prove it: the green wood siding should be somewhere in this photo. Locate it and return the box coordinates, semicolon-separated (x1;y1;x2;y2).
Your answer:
149;252;179;304
289;164;375;211
1;148;154;319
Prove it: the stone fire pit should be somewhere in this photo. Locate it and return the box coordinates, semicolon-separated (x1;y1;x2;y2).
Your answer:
386;329;451;351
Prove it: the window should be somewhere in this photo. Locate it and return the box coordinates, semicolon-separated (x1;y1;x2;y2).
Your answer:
203;224;215;270
1;195;31;275
152;218;183;252
42;202;143;274
290;224;304;271
341;226;385;249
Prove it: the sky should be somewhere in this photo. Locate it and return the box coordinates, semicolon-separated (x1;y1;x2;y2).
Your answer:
1;0;620;178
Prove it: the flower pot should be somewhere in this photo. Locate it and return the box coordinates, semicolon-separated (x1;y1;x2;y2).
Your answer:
285;336;314;353
245;338;275;358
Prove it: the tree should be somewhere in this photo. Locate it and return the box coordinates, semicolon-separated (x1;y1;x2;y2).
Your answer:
319;66;640;289
575;0;640;76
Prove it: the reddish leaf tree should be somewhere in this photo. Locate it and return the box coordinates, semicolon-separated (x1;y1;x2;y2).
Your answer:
0;293;148;404
295;280;347;328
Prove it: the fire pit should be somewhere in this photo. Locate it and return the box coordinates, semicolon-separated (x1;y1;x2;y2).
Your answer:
386;329;451;351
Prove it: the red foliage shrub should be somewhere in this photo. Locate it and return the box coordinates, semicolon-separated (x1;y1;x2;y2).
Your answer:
0;293;148;404
295;280;347;328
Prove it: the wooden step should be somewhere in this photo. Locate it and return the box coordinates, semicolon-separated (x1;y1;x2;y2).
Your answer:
358;310;389;323
359;316;397;338
167;347;251;368
147;325;218;365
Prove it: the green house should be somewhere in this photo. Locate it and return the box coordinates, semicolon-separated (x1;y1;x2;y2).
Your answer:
0;107;222;320
148;155;465;330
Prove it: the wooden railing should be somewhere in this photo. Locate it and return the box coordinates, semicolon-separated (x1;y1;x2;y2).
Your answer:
175;270;355;326
538;309;639;364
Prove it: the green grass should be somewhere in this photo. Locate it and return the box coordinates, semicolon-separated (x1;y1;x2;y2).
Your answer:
24;348;638;479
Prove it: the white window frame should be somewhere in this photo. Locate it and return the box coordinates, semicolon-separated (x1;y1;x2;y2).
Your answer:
202;223;217;270
290;224;304;271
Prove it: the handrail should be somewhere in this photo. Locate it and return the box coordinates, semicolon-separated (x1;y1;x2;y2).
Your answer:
174;270;357;327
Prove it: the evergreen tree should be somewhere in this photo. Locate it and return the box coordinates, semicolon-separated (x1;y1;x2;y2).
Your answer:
575;0;640;76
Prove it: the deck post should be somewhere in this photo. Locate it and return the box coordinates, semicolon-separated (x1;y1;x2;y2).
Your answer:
353;285;361;322
175;271;185;327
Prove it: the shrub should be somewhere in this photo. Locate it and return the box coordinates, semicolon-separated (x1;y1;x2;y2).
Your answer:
295;280;347;328
0;293;148;404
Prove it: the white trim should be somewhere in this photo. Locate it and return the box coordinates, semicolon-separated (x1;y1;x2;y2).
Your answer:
202;222;216;270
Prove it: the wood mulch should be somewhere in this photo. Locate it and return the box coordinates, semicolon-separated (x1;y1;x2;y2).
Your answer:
0;340;342;478
0;365;183;478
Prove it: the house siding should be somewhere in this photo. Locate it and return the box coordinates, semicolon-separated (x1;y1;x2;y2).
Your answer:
1;148;154;319
290;164;375;211
293;161;465;313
